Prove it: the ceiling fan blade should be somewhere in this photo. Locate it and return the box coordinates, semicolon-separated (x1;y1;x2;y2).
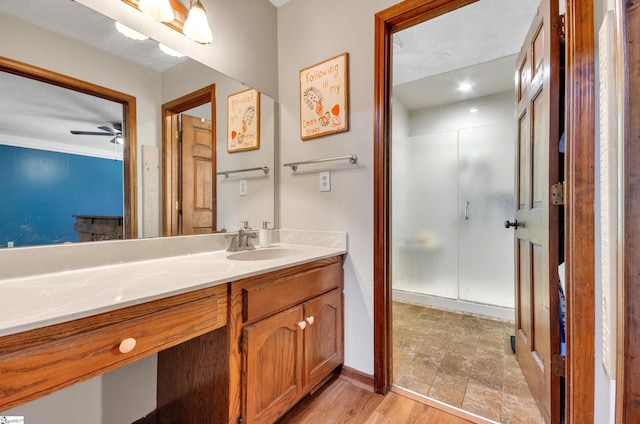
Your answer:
96;125;118;134
70;130;113;135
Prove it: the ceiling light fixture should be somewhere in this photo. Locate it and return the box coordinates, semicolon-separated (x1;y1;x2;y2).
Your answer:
115;22;149;40
183;0;213;44
138;0;175;23
458;83;473;92
159;43;185;57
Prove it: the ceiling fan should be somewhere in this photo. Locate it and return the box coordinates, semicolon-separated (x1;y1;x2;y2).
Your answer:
70;122;123;144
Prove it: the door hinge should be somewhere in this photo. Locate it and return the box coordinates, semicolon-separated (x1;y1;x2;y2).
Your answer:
175;200;182;211
552;354;566;377
554;14;565;37
551;182;565;205
238;336;245;353
237;416;243;424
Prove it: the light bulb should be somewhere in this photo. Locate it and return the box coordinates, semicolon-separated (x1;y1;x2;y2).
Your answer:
183;1;213;44
138;0;174;23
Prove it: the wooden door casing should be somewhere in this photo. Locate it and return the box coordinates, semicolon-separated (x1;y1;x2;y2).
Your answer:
374;0;595;422
161;85;217;237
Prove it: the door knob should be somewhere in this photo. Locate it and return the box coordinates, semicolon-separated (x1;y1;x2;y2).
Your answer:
504;220;519;229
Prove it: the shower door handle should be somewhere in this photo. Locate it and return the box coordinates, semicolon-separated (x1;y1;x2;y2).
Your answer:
464;201;470;220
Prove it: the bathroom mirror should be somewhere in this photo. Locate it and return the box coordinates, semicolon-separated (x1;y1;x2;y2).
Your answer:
0;0;275;247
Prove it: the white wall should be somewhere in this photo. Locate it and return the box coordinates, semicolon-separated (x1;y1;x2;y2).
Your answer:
277;0;397;375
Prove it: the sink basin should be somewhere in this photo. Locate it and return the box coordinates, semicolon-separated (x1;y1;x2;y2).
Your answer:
226;248;303;261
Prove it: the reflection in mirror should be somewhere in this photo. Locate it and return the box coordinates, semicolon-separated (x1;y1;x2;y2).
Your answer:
0;0;275;248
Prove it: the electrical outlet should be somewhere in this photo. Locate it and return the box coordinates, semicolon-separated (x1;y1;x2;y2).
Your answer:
319;171;331;192
239;180;248;196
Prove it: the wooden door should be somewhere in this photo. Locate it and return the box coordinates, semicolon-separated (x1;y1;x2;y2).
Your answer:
242;305;304;424
181;113;214;235
513;2;561;423
303;289;344;391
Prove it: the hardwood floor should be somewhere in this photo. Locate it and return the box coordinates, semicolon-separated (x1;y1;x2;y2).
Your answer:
278;376;474;424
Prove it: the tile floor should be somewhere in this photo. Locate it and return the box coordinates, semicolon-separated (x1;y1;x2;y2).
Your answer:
392;300;544;424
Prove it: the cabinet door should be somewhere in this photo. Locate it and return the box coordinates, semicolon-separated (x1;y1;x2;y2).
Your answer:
243;305;304;424
303;288;344;391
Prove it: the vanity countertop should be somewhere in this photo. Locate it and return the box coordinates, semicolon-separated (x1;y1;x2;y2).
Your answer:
0;230;347;337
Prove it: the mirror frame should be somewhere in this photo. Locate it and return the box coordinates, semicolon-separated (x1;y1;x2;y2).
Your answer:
0;56;138;239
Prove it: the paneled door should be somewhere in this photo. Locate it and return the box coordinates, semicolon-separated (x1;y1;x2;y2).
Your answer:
181;113;214;235
512;1;562;422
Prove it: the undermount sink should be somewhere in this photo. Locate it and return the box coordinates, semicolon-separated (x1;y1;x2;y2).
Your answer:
226;248;303;261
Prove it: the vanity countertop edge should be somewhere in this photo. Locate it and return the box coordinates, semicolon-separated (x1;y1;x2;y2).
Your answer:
0;229;347;337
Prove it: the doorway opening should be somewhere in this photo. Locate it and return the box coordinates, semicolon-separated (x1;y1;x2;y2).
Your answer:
161;85;217;236
374;0;596;423
0;57;137;241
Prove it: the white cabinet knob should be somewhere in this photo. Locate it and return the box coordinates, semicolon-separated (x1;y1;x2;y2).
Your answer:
305;316;315;325
119;337;137;354
297;321;307;330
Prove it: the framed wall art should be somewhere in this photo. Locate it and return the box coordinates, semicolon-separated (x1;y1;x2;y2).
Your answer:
299;52;349;140
227;88;260;152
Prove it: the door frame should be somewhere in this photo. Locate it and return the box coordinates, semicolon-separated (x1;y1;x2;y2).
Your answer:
0;57;138;239
617;2;640;422
372;1;596;423
161;84;217;236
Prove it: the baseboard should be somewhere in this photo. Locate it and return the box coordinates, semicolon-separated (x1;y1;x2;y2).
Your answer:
392;289;515;321
339;365;375;392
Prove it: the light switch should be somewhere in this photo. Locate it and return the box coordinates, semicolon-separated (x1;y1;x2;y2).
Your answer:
239;180;248;196
320;171;331;192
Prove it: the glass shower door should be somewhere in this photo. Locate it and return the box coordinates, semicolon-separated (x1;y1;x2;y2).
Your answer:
391;130;459;299
457;125;515;307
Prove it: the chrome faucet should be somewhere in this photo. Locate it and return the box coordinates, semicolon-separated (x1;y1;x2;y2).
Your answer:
226;221;257;252
238;227;257;250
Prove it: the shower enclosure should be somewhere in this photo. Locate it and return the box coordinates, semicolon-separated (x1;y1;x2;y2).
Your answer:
391;123;515;313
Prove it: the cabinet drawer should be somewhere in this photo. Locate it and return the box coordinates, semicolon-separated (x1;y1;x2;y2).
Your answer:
0;283;228;411
243;261;342;323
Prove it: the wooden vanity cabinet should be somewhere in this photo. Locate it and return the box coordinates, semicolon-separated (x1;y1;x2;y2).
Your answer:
0;284;228;413
232;255;344;424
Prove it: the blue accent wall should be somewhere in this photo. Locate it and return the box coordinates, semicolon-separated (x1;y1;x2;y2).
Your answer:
0;145;123;247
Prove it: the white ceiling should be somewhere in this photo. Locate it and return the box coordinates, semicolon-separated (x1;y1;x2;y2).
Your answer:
0;0;539;157
393;0;540;110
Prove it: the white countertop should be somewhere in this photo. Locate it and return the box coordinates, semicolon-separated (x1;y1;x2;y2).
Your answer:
0;230;347;337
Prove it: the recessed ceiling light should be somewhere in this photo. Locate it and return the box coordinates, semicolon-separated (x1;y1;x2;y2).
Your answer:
115;22;149;41
469;108;479;113
159;43;185;58
458;83;473;92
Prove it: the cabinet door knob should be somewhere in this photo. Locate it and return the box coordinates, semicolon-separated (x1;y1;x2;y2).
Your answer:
119;337;137;354
297;321;307;330
305;316;315;325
